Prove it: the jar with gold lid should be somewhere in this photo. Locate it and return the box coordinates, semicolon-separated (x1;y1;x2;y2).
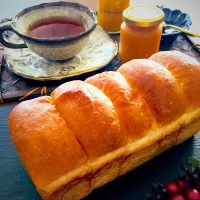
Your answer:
119;6;164;63
98;0;130;33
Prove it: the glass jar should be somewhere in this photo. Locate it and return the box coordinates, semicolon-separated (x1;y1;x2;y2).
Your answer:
98;0;130;33
119;6;164;63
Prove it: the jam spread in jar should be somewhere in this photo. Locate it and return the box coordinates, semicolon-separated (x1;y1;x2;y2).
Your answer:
119;6;164;63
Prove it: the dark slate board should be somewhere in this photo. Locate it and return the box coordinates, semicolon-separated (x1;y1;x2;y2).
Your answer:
0;105;200;200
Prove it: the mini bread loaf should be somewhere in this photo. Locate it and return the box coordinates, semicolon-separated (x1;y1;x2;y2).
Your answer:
8;51;200;200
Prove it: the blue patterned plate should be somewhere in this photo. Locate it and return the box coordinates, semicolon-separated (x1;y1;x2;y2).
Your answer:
159;7;192;45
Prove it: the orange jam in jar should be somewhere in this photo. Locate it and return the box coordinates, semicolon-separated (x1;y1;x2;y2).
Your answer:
98;0;130;33
119;6;164;63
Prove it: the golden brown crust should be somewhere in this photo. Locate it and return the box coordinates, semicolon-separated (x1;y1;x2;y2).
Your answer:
51;80;127;159
118;59;187;124
8;96;87;189
149;51;200;108
8;52;200;200
86;71;157;140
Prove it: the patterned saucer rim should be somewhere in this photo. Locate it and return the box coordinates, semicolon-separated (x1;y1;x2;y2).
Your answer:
4;27;118;81
5;44;118;81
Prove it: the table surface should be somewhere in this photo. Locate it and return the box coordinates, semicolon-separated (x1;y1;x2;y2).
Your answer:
0;0;200;106
0;105;200;200
0;1;200;200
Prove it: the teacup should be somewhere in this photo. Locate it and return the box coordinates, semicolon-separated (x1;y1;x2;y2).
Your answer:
0;1;97;61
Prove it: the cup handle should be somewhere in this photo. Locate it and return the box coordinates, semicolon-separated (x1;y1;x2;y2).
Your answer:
0;19;27;49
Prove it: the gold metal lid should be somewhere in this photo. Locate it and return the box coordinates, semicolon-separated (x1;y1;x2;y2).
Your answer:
123;6;164;27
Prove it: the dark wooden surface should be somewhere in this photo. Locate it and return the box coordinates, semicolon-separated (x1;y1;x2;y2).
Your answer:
0;106;200;200
0;34;200;104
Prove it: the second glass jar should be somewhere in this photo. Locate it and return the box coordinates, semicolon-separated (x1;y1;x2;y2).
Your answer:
98;0;130;33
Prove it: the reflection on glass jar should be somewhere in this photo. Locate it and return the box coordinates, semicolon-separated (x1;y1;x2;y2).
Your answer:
98;0;130;33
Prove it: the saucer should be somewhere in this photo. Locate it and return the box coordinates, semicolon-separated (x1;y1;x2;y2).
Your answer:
4;26;118;81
